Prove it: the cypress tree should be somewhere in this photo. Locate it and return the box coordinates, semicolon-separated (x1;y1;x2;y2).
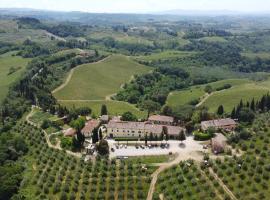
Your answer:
250;98;255;111
217;105;224;116
101;104;108;116
231;107;236;119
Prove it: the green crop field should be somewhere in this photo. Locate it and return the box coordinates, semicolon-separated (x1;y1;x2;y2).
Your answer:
54;55;151;100
167;87;205;107
166;79;251;108
0;51;31;102
59;100;147;119
202;82;270;112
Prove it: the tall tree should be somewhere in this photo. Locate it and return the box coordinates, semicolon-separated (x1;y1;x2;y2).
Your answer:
101;104;108;116
141;100;161;118
144;134;148;146
92;127;99;144
217;105;224;116
178;130;186;144
231;107;236;119
96;139;109;156
250;98;255;111
98;128;103;140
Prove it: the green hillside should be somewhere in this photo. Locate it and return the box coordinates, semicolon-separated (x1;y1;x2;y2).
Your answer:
202;81;270;112
59;100;147;119
0;51;31;102
54;55;151;100
166;79;251;108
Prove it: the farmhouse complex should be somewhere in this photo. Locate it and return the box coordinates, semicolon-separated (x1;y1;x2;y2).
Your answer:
201;118;237;131
107;120;185;139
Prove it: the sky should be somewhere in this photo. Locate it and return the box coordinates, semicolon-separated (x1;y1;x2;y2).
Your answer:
0;0;269;13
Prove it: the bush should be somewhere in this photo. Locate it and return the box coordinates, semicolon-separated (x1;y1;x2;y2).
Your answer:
193;131;213;141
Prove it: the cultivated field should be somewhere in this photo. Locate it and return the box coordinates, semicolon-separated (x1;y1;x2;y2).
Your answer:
202;81;270;112
0;51;31;102
54;55;151;100
59;100;147;119
135;50;196;62
166;79;251;108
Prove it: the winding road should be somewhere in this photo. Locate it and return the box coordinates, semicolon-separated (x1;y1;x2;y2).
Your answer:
26;106;82;158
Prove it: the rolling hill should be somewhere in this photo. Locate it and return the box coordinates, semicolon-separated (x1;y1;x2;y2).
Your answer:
53;54;150;117
0;51;31;102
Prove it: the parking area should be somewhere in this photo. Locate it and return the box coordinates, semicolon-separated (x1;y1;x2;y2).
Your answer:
108;136;206;158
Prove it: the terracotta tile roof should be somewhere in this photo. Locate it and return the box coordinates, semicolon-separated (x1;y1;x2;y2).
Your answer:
81;120;100;134
148;115;174;123
201;118;236;129
107;121;145;129
212;133;227;143
63;128;76;137
107;121;185;136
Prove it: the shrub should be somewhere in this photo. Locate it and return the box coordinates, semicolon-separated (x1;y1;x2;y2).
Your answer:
193;131;213;141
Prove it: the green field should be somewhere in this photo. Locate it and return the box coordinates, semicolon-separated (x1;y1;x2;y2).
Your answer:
241;52;270;60
59;100;147;119
0;51;31;102
202;81;270;112
166;79;251;108
54;55;151;100
135;50;196;62
200;36;228;43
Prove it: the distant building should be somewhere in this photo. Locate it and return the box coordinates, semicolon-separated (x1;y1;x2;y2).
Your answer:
201;118;237;131
106;121;185;139
148;115;174;125
211;133;227;154
81;120;100;138
63;128;76;137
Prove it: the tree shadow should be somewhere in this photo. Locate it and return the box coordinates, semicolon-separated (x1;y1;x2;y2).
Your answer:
179;143;186;148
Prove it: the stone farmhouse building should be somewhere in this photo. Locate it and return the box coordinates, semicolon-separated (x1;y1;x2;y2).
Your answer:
81;119;100;138
148;115;174;125
211;133;227;154
106;121;186;139
201;118;237;131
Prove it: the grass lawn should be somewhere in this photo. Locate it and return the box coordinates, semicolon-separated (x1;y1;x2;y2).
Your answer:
54;55;151;100
59;100;147;119
0;51;31;102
